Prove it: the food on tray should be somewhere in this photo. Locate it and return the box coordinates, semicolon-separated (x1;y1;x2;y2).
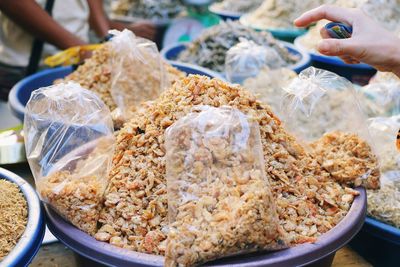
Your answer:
242;67;297;114
368;172;400;228
37;138;114;235
177;21;298;72
24;82;115;235
298;0;400;52
281;68;380;189
0;180;27;260
211;0;264;14
96;74;368;256
58;30;185;115
310;131;380;189
110;0;182;21
165;106;287;266
243;0;327;29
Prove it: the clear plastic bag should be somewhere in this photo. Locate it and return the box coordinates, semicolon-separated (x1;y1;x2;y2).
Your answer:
281;67;380;189
165;106;286;267
109;29;167;118
225;38;286;84
24;82;115;235
242;67;297;115
360;72;400;117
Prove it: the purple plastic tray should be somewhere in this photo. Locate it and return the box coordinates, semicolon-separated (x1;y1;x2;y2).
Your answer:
45;188;366;267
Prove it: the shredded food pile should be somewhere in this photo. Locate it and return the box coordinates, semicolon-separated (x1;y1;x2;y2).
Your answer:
244;0;327;29
59;43;185;113
94;75;375;256
211;0;264;14
0;180;28;260
177;21;297;73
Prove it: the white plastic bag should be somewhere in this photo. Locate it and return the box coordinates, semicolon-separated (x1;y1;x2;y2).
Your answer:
165;106;286;267
360;72;400;117
24;82;115;235
109;29;167;118
281;67;380;189
225;38;286;84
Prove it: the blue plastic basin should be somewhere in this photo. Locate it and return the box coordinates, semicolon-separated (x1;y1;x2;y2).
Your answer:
8;62;222;121
294;38;377;85
349;217;400;266
0;167;45;267
161;42;311;75
208;4;242;21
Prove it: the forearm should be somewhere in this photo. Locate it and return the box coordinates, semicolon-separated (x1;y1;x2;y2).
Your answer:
0;0;85;49
87;0;110;38
109;20;128;31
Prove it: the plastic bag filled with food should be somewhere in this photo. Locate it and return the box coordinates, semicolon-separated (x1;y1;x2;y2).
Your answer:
165;106;287;266
24;82;115;235
360;72;400;117
281;67;380;189
242;67;297;114
109;29;168;118
225;38;286;84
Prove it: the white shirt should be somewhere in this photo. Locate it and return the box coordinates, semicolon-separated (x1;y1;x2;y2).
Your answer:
0;0;90;67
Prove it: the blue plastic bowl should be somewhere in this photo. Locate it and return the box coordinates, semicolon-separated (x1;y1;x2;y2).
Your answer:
349;217;400;266
8;62;223;121
46;188;366;267
208;4;242;21
294;38;377;85
161;42;311;75
239;15;307;43
0;167;45;267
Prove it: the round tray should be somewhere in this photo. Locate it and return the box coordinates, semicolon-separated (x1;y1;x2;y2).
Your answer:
364;217;400;245
8;62;222;122
350;217;400;266
160;41;311;74
240;14;307;42
208;4;242;21
45;188;366;266
0;167;45;267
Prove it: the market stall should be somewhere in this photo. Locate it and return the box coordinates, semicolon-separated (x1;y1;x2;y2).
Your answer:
1;1;400;267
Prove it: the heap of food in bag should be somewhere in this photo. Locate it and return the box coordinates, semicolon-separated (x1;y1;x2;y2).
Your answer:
211;0;264;14
242;67;297;114
281;67;380;189
24;82;115;235
59;29;185;113
177;21;298;72
96;72;378;256
110;0;182;22
0;180;27;260
165;106;286;266
242;0;328;29
297;0;400;52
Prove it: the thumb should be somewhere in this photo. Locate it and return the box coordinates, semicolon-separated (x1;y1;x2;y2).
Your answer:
317;39;358;57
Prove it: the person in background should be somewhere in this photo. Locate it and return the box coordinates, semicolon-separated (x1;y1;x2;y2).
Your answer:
0;0;156;101
294;4;400;78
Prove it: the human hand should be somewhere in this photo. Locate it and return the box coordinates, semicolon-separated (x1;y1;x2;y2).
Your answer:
294;5;400;76
128;22;157;41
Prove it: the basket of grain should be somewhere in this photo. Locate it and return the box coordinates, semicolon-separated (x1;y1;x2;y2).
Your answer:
0;167;45;267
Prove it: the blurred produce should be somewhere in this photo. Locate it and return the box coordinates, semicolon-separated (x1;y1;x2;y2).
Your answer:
110;0;183;22
177;21;297;72
210;0;264;14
